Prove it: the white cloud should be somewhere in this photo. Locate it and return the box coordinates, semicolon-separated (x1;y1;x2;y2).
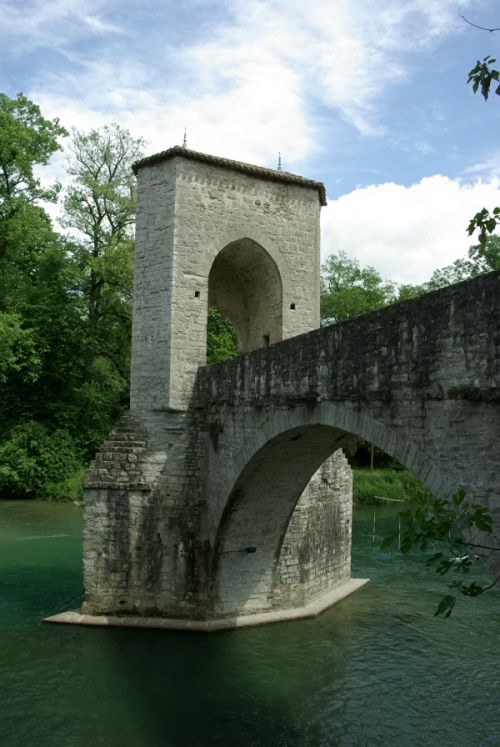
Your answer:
14;0;499;280
462;151;500;181
13;0;479;170
0;0;123;51
321;175;500;284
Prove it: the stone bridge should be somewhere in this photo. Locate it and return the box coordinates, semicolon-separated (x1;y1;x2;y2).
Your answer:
195;270;500;616
46;147;500;631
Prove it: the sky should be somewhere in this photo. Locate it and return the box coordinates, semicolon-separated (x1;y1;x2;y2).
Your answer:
1;0;499;284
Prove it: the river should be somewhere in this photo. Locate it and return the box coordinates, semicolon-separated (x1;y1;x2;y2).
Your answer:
0;499;499;747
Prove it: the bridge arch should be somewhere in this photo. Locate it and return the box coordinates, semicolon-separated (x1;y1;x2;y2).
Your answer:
210;402;453;616
207;237;283;353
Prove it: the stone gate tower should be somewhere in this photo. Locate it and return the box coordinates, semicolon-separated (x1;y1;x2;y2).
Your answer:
130;147;325;410
78;147;357;629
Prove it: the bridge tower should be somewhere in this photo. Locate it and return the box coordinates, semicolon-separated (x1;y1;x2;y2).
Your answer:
73;147;359;628
130;146;325;411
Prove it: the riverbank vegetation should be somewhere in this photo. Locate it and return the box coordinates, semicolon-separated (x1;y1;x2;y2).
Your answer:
0;93;143;501
1;91;498;502
353;467;430;505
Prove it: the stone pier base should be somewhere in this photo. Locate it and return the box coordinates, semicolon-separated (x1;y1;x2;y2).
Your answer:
44;578;368;633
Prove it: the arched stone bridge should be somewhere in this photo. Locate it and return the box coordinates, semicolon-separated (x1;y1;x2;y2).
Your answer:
64;269;500;632
46;147;500;632
194;270;500;619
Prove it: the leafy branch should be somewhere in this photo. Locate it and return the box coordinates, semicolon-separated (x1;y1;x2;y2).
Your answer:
467;207;500;247
465;42;500;246
382;490;499;617
467;56;500;100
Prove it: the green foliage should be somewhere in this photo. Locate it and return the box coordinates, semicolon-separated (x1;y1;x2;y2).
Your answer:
467;56;500;100
0;312;42;383
0;97;144;500
320;250;397;323
382;490;499;616
0;422;82;500
0;92;67;219
63;124;142;246
44;464;86;503
353;468;431;505
206;306;239;364
62;125;143;390
466;53;500;251
467;207;500;247
469;233;500;270
427;235;500;290
396;283;426;301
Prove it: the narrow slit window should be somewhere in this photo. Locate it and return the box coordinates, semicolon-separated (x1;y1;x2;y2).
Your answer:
263;334;270;346
195;290;200;298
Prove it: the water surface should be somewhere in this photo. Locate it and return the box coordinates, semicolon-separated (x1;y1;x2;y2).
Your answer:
0;500;499;747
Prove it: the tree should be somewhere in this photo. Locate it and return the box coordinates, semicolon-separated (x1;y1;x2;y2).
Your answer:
58;126;144;456
206;307;239;364
0;92;67;292
0;92;66;216
0;116;149;497
0;312;41;383
383;491;500;617
425;235;500;291
0;93;85;499
320;250;397;324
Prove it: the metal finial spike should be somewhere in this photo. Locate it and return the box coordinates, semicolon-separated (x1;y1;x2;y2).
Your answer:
277;152;282;171
183;127;187;148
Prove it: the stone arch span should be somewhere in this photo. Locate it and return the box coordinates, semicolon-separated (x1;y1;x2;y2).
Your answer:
209;400;452;536
207;237;283;352
210;401;452;617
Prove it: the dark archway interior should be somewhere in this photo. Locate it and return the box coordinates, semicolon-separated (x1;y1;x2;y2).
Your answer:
208;238;283;353
212;424;350;616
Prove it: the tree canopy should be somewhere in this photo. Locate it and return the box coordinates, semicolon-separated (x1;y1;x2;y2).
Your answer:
320;250;397;324
0;92;67;215
0;96;147;499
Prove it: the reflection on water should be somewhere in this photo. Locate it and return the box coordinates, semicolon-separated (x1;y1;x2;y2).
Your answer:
0;499;499;747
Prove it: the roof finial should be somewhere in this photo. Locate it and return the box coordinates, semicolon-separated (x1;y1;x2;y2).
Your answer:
183;127;187;148
277;152;282;171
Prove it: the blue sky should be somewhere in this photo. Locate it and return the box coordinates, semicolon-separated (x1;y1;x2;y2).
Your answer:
1;0;499;283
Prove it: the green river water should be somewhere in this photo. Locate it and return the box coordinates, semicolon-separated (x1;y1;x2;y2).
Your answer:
0;499;499;747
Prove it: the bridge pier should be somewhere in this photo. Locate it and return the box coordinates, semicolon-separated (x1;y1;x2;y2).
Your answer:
78;409;358;624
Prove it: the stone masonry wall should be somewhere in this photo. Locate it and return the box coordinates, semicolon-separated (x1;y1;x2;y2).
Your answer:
83;271;500;620
197;271;500;568
275;450;352;607
131;153;322;412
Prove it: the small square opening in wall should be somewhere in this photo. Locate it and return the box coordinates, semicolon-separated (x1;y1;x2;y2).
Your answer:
290;303;296;310
263;334;270;346
194;290;200;298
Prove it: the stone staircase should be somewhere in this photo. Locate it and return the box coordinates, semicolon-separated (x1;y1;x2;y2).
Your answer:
84;412;152;491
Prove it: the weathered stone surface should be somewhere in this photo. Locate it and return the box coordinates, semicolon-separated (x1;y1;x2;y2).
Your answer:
79;148;500;628
276;451;352;607
130;149;321;412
